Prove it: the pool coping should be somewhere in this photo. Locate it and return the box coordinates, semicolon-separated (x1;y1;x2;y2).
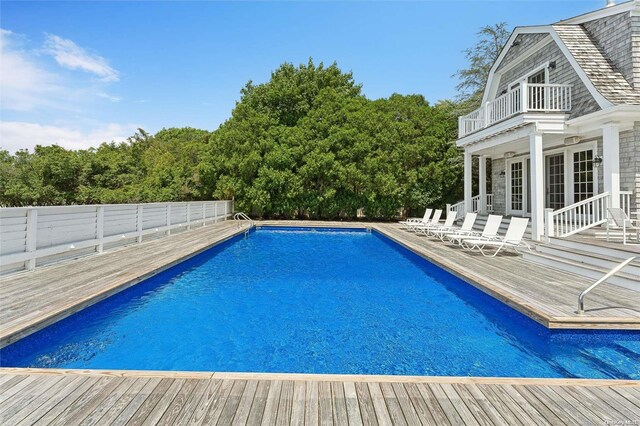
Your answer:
1;221;639;388
1;367;638;387
0;222;250;349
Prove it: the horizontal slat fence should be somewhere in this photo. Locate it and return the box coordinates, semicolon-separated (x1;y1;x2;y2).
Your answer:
0;200;233;274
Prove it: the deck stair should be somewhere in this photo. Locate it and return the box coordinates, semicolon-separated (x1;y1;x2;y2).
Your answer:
524;235;640;291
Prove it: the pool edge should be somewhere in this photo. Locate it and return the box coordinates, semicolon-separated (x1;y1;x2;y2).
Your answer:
0;367;637;386
0;223;251;349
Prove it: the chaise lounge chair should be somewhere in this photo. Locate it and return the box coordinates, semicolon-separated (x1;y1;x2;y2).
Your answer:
400;208;432;229
411;209;442;232
447;214;503;246
429;212;478;241
416;211;456;236
606;208;639;245
461;217;531;257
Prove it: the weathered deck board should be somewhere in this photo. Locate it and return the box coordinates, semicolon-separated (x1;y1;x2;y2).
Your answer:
0;220;248;347
0;371;637;426
1;220;639;423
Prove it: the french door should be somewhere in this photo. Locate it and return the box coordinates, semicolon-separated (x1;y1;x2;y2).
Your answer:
545;153;565;210
507;159;530;216
572;149;595;203
506;146;596;217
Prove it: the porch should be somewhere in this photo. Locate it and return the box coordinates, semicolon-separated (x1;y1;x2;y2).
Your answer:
458;122;634;242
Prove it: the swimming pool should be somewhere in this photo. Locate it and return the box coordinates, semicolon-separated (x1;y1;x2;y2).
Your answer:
1;226;639;379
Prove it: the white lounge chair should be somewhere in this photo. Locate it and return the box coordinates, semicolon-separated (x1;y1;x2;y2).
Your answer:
447;214;503;245
412;209;442;232
400;208;432;229
430;212;478;240
606;208;639;244
461;217;531;257
417;211;456;236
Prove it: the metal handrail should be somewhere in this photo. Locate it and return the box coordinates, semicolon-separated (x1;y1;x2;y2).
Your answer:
233;212;254;229
578;255;639;314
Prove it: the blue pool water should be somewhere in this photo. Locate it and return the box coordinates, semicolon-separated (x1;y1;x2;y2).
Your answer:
1;227;639;379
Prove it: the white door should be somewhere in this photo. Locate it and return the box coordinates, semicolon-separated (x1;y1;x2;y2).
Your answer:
507;159;528;216
545;153;565;210
570;149;595;203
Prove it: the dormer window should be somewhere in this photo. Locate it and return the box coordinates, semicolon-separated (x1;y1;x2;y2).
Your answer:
528;69;546;84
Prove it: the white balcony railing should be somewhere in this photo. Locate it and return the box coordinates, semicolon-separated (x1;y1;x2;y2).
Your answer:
459;83;572;138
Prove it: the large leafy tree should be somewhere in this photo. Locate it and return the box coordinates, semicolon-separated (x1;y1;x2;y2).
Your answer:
0;57;469;217
454;22;511;110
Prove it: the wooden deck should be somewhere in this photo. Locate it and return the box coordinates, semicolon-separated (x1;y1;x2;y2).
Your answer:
2;219;640;352
0;369;638;425
1;220;640;424
0;220;249;348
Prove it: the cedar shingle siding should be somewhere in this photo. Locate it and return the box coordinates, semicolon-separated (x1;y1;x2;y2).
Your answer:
553;24;640;106
582;12;634;87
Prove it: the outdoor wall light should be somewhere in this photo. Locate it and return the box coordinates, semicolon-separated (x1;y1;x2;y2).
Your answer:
499;170;506;177
549;61;557;70
592;156;603;168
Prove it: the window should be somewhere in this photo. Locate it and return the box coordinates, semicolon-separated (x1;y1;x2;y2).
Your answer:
573;150;594;203
510;162;524;211
528;69;547;110
546;154;565;210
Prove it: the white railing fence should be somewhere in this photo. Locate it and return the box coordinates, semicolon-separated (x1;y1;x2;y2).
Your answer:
459;83;572;138
0;200;234;274
447;193;494;220
486;194;495;213
544;193;609;239
545;191;633;240
620;191;632;217
486;88;521;125
458;107;485;138
447;200;466;221
526;83;572;112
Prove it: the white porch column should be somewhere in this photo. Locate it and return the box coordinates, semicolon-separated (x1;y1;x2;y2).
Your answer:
529;132;544;241
464;149;473;213
602;123;620;208
478;155;487;214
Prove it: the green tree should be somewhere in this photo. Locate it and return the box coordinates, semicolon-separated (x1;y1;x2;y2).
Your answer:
454;22;511;110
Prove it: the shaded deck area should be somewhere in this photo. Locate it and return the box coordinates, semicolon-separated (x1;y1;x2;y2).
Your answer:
0;369;638;425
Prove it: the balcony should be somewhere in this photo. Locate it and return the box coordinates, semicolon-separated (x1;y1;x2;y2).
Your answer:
458;83;572;138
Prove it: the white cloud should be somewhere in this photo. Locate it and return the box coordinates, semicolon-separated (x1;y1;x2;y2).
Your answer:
0;121;138;153
97;92;122;102
42;33;119;82
0;29;64;111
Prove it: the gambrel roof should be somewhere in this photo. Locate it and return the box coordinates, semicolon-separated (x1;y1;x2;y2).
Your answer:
552;24;640;105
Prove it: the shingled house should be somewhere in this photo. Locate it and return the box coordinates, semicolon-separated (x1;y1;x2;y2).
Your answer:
455;0;640;244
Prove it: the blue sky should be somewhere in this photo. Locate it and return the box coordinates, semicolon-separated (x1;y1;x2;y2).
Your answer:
1;0;604;152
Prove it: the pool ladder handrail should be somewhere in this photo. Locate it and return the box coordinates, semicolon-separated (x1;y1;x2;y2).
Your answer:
578;255;639;314
233;212;254;230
